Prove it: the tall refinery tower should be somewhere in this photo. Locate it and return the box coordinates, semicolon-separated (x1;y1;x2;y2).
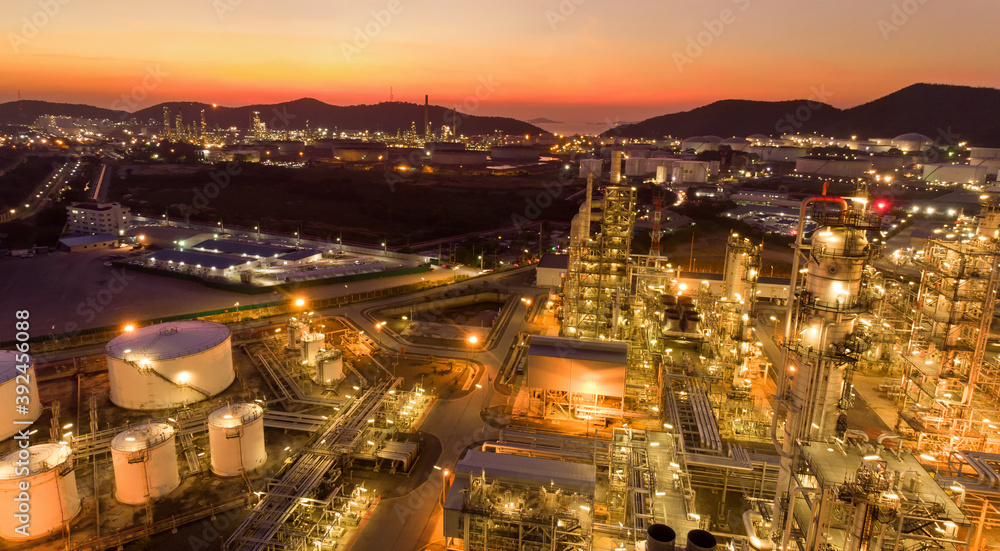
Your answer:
771;195;884;543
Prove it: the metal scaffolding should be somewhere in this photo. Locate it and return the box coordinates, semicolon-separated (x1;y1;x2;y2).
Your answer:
563;186;636;340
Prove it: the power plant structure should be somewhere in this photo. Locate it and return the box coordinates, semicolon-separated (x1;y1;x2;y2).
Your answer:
7;181;1000;549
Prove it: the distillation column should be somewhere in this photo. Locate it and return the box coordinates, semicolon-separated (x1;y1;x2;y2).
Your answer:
771;198;880;546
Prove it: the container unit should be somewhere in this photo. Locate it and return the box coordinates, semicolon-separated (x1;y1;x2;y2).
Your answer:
207;403;267;477
0;350;42;441
0;443;80;542
105;321;235;410
110;423;180;505
315;348;344;385
300;331;325;367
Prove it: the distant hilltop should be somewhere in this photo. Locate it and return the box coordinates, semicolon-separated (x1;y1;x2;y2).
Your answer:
0;97;548;137
606;83;1000;147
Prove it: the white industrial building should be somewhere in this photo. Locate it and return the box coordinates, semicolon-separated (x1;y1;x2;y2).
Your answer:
66;202;131;236
795;157;873;179
535;253;569;287
923;163;989;185
681;135;723;153
890;132;934;152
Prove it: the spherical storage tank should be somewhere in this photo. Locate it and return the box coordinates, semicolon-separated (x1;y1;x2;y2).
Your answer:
110;423;180;505
0;443;81;542
208;403;267;477
0;350;42;441
105;321;235;410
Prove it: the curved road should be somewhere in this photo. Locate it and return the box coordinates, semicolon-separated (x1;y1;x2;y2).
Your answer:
326;268;540;551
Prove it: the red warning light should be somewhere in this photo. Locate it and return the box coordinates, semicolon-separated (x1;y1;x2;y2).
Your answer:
874;200;889;213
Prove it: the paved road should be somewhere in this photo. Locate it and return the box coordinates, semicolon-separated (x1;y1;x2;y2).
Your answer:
2;158;79;223
337;269;539;551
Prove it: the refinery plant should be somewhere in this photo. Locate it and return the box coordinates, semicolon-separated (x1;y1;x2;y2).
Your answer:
3;169;1000;551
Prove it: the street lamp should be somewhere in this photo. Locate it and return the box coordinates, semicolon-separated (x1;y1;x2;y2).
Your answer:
382;241;387;254
218;220;224;234
374;321;386;347
478;255;483;270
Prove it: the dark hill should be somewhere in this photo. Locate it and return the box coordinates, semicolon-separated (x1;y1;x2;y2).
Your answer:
608;99;839;140
0;98;547;137
607;84;1000;146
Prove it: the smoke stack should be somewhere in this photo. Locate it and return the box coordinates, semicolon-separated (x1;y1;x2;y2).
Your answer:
611;150;623;184
424;95;429;137
645;524;676;551
685;530;717;551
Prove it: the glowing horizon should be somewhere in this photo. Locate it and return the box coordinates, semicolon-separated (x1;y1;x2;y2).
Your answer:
3;0;999;126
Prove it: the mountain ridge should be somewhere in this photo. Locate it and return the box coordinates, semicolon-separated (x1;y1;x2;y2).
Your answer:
606;83;1000;147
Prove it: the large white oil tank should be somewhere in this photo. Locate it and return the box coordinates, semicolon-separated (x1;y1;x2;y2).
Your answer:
315;349;344;385
0;443;80;542
110;423;180;505
207;403;267;476
0;350;42;441
301;332;325;366
105;321;235;410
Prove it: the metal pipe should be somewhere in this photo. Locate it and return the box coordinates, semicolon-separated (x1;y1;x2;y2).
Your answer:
781;486;822;551
646;524;676;551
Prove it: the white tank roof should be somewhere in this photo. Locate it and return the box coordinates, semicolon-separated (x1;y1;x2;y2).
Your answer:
0;443;72;479
0;349;33;383
111;423;175;452
105;321;231;361
208;402;264;428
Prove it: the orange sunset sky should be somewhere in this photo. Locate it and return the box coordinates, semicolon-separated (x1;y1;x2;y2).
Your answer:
3;0;999;125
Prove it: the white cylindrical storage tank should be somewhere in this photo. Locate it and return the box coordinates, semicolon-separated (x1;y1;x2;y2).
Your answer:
207;403;266;477
110;423;180;505
105;321;235;410
0;350;42;441
301;332;325;367
316;349;344;385
0;443;80;542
